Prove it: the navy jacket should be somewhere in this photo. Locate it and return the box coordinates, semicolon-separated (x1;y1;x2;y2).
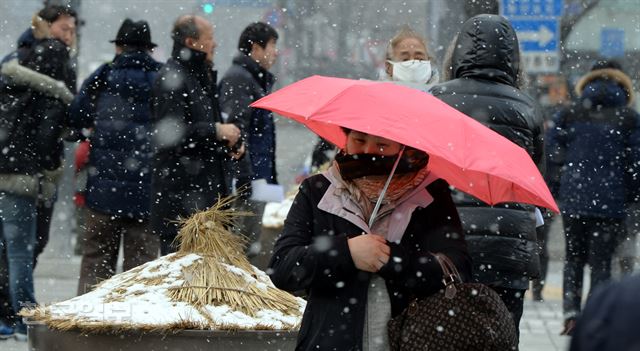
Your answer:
68;51;161;219
546;68;640;219
219;53;277;186
430;15;545;289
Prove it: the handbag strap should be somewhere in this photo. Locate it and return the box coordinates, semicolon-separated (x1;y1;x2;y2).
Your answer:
431;253;463;299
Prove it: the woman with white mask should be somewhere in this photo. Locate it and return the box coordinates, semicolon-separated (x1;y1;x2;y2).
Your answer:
382;27;439;91
305;27;438;177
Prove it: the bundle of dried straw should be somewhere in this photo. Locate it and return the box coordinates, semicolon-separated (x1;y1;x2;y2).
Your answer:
168;196;300;317
23;196;304;332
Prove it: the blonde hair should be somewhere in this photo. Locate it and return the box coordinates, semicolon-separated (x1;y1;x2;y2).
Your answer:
385;26;429;61
31;15;51;40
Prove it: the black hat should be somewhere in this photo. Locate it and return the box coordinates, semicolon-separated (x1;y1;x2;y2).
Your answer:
110;18;157;49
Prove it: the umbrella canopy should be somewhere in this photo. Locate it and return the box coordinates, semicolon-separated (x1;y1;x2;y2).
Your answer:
252;75;558;213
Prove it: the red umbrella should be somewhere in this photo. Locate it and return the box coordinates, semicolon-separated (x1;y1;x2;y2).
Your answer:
252;75;559;213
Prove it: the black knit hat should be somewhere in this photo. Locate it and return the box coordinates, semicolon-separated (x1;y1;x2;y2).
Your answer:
110;18;157;49
591;59;623;72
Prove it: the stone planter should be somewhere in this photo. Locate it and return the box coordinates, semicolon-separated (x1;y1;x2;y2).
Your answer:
27;320;297;351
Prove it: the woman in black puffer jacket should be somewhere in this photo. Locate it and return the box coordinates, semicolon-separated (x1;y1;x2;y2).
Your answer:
430;14;545;337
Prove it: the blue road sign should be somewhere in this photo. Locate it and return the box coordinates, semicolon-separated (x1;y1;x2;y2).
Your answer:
501;0;563;18
600;28;625;58
511;19;559;52
500;0;562;73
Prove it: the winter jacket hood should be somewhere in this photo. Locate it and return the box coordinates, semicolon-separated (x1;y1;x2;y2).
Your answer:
450;14;520;87
575;68;635;107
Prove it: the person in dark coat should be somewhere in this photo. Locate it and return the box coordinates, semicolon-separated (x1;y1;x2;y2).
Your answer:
150;15;242;255
430;14;545;337
269;130;471;350
69;19;162;294
219;22;279;257
0;6;76;340
1;6;78;272
569;274;640;351
545;60;640;335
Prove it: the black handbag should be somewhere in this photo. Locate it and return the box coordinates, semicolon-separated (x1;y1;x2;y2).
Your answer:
387;253;518;351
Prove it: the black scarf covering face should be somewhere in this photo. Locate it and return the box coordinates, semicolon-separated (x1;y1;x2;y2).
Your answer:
335;148;429;180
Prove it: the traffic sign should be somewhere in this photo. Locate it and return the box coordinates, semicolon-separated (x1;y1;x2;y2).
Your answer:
510;19;559;51
600;28;625;58
501;0;563;18
500;0;562;73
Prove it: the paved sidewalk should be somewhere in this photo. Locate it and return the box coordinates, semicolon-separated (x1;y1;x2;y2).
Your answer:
521;298;570;351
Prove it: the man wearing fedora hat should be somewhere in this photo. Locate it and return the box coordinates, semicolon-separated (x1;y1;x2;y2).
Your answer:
69;18;162;295
110;18;157;50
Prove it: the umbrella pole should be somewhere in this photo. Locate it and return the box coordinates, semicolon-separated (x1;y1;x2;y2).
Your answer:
368;146;405;229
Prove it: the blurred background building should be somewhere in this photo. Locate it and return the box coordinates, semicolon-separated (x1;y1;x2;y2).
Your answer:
1;0;636;95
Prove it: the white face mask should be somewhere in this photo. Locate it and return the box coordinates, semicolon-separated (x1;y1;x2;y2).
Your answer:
388;60;432;84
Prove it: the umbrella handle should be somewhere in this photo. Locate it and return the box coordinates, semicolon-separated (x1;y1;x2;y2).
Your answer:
368;146;405;229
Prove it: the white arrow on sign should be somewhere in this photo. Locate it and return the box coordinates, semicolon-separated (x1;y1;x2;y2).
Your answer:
517;25;554;46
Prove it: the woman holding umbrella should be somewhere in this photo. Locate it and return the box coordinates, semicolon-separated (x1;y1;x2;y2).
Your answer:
268;129;471;350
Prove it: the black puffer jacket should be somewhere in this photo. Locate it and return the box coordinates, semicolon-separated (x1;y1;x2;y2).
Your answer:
430;14;545;289
149;45;229;244
0;36;73;175
269;174;471;350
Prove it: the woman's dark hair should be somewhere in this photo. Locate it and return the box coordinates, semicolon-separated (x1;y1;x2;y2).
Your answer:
38;5;77;24
238;22;278;54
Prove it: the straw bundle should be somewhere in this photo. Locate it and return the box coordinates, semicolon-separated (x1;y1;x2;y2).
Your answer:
22;196;305;332
168;196;300;317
